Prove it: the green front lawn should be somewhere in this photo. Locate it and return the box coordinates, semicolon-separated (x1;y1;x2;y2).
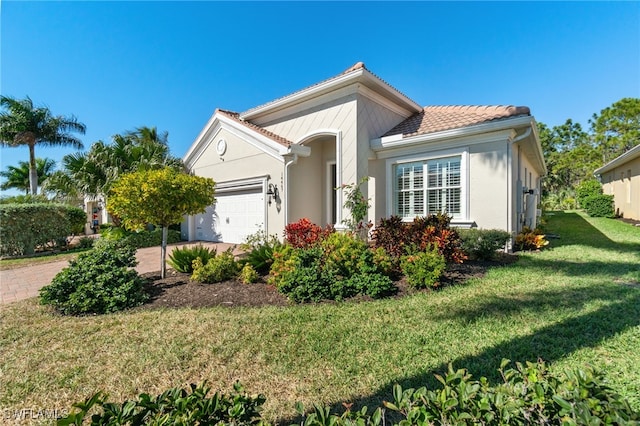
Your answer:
1;211;639;422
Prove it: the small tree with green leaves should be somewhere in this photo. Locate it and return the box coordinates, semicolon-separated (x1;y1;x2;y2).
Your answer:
341;176;371;239
108;168;215;278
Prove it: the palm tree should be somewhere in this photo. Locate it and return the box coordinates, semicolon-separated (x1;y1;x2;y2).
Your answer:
48;126;184;204
0;96;86;195
0;157;57;194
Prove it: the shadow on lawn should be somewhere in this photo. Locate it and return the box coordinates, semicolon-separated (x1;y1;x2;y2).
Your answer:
544;211;640;254
278;288;640;424
523;257;640;279
277;212;640;424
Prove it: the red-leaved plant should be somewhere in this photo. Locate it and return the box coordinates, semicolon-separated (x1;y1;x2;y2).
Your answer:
284;218;334;249
372;213;466;264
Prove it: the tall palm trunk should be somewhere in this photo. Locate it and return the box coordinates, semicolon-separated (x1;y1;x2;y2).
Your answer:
28;142;38;195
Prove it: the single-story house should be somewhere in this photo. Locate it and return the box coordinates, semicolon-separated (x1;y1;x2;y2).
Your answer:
594;143;640;220
182;62;546;244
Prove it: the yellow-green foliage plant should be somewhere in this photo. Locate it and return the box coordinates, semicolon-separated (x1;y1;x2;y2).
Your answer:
191;248;239;283
239;264;259;284
400;246;446;289
108;167;215;278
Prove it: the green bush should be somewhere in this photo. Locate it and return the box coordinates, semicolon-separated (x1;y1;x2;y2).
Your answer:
168;244;216;273
75;236;95;249
0;194;50;204
271;234;398;303
295;360;639;426
61;362;638;426
59;382;266;426
584;194;615;218
242;231;283;275
371;246;395;278
459;228;511;260
191;248;239;283
239;264;260;284
343;273;397;299
275;246;335;303
321;232;376;277
102;226;182;248
576;179;603;208
39;241;147;315
400;247;446;289
372;214;466;266
0;203;87;256
379;360;639;426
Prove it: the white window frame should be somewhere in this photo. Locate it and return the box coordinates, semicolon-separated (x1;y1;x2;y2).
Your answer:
386;148;470;223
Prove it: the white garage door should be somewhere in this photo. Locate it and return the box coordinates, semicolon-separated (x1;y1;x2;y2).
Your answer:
195;188;265;244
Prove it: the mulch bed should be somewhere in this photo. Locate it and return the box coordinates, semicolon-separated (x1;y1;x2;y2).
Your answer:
139;253;518;310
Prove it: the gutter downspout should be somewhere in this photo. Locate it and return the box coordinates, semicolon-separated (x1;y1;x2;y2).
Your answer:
509;127;532;238
283;154;298;227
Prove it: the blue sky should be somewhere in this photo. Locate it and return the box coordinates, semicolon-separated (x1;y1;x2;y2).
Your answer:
1;1;639;196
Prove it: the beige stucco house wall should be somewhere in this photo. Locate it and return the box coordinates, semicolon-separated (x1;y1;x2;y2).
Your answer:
595;144;640;220
182;63;546;243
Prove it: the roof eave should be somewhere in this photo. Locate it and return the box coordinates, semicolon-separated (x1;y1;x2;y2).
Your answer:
594;143;640;175
183;111;291;168
240;67;422;121
372;115;534;151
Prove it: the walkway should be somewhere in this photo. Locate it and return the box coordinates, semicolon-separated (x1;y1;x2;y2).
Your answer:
0;241;238;304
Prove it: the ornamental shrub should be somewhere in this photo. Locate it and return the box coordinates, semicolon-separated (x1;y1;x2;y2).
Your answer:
576;178;603;208
400;247;446;289
371;246;395;278
342;273;397;299
371;215;407;261
284;218;334;248
239;264;260;284
584;194;615;218
242;231;283;275
191;248;239;283
0;203;87;256
102;226;181;248
39;241;147;315
459;228;511;260
341;177;372;239
272;232;397;302
295;360;639;426
273;246;335;302
268;244;297;287
168;244;216;273
515;226;549;251
321;232;375;277
75;236;95;249
372;214;466;266
59;382;266;425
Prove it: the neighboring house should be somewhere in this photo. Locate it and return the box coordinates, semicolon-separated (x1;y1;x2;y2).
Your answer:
182;62;546;244
84;196;109;235
594;143;640;220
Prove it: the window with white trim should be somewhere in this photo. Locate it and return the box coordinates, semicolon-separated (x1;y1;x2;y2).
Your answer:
394;156;462;219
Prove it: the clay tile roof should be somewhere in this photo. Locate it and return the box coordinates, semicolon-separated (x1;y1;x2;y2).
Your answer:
242;62;420;117
383;105;531;137
216;108;293;147
342;61;366;74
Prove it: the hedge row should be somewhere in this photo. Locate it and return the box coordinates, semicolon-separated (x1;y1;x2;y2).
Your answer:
0;203;86;256
60;360;638;425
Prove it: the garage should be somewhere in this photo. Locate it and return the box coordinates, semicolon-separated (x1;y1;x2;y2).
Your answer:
194;186;266;244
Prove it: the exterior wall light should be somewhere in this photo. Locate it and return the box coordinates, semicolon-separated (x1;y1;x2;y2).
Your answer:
266;183;279;206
